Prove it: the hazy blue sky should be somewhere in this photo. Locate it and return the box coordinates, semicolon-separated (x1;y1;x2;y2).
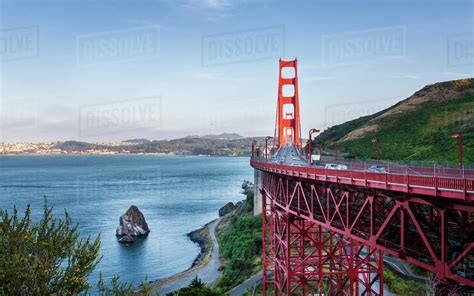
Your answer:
0;0;472;142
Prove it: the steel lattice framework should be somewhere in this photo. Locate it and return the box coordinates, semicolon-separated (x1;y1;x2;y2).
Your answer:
254;59;474;294
256;169;474;294
262;189;384;295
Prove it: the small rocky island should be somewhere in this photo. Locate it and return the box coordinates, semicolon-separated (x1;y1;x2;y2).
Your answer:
116;205;150;243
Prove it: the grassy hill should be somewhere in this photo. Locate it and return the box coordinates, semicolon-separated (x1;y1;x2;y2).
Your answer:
215;193;262;293
316;78;474;163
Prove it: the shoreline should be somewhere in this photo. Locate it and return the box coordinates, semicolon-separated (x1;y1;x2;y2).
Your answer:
146;218;221;294
186;219;215;269
0;153;247;158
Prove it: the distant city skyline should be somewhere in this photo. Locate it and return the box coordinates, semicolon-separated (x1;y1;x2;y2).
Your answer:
1;0;472;143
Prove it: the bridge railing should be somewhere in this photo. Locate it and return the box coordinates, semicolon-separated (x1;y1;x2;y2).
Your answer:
252;148;474;179
251;156;474;200
316;156;473;178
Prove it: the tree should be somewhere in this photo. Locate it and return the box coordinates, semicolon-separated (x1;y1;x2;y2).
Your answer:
0;202;101;295
167;276;221;296
189;276;205;289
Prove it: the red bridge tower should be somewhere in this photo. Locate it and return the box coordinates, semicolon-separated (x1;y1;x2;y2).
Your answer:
274;59;301;148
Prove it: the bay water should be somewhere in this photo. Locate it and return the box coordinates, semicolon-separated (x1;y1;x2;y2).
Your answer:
0;155;252;287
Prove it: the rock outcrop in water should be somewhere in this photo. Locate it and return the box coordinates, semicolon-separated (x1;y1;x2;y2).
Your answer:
241;180;254;195
116;205;150;243
219;202;237;217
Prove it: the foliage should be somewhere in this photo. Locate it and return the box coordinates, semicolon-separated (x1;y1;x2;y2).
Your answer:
215;195;262;292
0;201;147;295
189;276;205;289
96;274;133;295
166;276;221;296
384;268;425;296
317;91;474;163
0;203;101;295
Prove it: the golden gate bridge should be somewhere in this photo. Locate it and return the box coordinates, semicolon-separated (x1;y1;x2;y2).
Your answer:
250;59;474;295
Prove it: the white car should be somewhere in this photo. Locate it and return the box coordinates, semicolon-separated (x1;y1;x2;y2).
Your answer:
368;165;386;173
325;163;348;170
336;164;348;170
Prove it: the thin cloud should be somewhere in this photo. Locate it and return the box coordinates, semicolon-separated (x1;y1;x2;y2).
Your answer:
192;72;237;82
182;0;235;19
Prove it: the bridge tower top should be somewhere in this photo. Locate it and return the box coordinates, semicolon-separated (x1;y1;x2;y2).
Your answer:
274;58;301;148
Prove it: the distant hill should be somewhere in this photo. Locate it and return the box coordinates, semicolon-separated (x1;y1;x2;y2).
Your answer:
186;133;243;140
54;141;97;152
123;138;151;144
316;78;474;163
51;136;263;156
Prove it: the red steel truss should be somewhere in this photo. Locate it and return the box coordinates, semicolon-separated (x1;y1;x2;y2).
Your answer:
262;189;384;295
258;171;474;292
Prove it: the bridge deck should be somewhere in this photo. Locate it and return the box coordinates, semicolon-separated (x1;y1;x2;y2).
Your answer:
252;159;474;201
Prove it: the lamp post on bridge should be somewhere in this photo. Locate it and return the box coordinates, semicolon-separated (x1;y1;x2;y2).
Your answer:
265;136;273;160
256;145;262;158
308;128;320;166
316;144;323;157
332;141;338;161
251;140;258;158
372;137;380;164
451;132;463;173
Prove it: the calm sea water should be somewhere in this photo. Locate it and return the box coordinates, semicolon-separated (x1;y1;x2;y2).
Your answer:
0;155;252;287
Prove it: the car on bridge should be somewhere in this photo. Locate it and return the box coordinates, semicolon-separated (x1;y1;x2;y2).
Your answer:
325;163;348;170
368;165;387;173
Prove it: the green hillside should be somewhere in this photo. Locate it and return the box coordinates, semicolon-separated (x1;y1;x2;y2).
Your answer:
316;79;474;163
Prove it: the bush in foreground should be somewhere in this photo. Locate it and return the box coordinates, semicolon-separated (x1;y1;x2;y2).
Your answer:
0;201;147;295
166;276;221;296
0;203;101;295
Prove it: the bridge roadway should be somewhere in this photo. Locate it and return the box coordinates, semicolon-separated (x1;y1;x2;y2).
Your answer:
252;144;474;289
256;144;474;201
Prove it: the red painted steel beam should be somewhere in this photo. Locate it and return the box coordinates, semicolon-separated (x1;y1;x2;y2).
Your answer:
262;205;384;295
258;171;474;289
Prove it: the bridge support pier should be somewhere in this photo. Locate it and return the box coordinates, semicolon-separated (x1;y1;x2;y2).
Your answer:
254;168;263;216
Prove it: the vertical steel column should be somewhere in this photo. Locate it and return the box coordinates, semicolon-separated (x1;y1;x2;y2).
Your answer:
262;173;386;295
262;190;268;296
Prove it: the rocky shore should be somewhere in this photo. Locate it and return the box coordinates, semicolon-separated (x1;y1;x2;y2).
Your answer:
147;181;250;294
147;218;222;295
187;220;214;268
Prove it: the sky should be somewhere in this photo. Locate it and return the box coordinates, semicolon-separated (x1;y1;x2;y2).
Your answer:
0;0;473;143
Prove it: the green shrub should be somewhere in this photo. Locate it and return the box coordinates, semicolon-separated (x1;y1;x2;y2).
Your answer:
215;197;262;292
384;268;424;296
0;201;143;295
0;203;101;295
167;276;221;296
